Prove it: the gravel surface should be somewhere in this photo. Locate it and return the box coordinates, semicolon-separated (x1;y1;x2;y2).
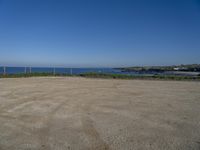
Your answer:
0;77;200;150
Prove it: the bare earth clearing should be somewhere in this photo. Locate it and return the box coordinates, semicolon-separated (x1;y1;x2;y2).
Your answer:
0;77;200;150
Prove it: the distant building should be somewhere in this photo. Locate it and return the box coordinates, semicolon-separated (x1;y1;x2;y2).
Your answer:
174;67;187;71
173;67;180;71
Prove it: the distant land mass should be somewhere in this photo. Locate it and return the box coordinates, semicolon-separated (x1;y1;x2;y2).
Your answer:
118;64;200;72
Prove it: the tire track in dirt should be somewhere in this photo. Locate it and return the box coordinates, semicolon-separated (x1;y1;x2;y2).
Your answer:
0;97;45;117
34;90;92;150
75;88;111;150
0;85;113;150
81;115;110;150
34;95;73;150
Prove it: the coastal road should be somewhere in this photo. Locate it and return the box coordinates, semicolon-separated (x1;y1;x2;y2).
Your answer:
0;77;200;150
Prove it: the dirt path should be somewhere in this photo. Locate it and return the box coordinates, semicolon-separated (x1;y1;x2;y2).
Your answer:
0;77;200;150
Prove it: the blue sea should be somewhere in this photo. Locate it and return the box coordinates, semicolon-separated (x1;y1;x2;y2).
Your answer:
0;67;129;75
0;67;197;76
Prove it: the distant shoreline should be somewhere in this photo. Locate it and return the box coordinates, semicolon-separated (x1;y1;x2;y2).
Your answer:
1;65;200;79
117;64;200;72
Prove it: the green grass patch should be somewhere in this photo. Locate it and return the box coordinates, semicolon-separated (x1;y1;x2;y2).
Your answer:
80;72;200;81
0;73;72;78
0;72;200;81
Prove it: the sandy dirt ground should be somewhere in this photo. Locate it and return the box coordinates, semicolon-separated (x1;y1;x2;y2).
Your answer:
0;77;200;150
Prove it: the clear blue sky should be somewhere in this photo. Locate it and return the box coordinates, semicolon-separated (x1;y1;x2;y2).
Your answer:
0;0;200;67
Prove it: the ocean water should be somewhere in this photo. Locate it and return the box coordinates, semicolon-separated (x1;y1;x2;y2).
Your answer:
0;67;126;75
1;67;196;76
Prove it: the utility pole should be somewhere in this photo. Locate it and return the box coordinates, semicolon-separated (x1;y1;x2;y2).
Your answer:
3;66;6;75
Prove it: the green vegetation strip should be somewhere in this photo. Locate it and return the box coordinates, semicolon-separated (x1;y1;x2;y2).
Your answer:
80;73;200;81
0;73;71;78
1;72;199;81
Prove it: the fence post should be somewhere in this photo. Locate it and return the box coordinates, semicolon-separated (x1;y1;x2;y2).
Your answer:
53;68;56;75
30;67;32;73
70;68;72;75
24;67;27;74
3;66;6;75
66;68;68;75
